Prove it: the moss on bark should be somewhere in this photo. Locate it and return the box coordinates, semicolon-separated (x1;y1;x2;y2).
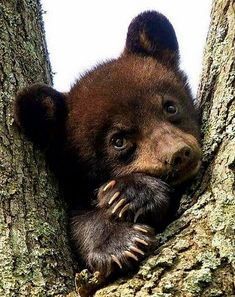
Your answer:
0;1;74;296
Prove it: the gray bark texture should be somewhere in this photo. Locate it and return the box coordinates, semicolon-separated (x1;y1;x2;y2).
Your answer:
0;0;74;296
89;0;235;296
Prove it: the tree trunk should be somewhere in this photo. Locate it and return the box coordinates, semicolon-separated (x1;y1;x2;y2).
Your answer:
93;0;235;296
0;1;74;296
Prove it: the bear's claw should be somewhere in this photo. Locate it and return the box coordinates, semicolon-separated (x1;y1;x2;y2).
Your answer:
98;174;171;225
134;237;149;246
108;191;120;205
103;180;116;192
111;198;126;214
119;203;130;218
111;255;122;269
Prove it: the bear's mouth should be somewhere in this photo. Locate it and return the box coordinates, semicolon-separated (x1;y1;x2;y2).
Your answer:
166;160;201;185
133;159;201;186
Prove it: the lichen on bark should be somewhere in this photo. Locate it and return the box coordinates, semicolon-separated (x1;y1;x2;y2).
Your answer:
0;0;74;296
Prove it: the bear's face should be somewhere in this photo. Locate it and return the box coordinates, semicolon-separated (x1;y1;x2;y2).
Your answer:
15;11;201;187
66;54;201;185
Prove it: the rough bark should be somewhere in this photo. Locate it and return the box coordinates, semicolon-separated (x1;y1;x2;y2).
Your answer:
0;1;74;296
92;0;235;296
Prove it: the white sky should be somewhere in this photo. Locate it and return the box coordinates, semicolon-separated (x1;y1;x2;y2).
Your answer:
41;0;212;96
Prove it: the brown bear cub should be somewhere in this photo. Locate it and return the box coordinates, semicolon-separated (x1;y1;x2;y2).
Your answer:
15;11;201;277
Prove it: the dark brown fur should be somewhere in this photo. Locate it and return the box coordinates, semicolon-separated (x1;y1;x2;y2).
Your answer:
14;11;201;277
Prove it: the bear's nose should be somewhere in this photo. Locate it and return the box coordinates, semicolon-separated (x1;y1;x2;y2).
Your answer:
169;145;193;168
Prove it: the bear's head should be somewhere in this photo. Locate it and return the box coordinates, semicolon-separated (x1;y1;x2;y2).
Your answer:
15;11;201;187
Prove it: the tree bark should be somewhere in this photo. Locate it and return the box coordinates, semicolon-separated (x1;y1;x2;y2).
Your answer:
93;0;235;296
0;1;74;296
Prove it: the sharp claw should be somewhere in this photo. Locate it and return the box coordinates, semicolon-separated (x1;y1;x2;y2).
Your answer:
124;250;138;261
130;246;145;255
134;208;145;223
119;203;130;218
111;255;122;269
134;237;149;246
108;192;120;205
103;180;116;192
133;225;148;233
112;198;125;214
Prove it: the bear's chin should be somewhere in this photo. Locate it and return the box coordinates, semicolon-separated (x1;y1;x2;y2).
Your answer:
169;160;201;186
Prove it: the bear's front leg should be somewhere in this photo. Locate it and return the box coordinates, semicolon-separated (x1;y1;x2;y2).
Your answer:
98;173;172;229
71;209;155;277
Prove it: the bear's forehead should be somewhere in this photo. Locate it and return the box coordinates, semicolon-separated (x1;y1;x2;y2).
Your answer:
69;55;186;104
67;55;191;136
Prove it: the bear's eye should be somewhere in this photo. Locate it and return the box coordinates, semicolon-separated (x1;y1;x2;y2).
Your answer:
111;135;128;150
164;101;178;115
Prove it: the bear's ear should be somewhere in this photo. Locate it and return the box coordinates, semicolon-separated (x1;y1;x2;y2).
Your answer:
14;84;67;149
125;11;179;66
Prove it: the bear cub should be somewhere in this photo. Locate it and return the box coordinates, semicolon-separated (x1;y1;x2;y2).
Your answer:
15;11;201;277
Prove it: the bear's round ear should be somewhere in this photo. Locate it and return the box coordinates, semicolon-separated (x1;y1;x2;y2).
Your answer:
125;11;179;67
15;84;67;149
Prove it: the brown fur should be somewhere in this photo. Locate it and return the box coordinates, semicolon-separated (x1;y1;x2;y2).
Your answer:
66;54;200;183
139;31;153;52
14;11;201;277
